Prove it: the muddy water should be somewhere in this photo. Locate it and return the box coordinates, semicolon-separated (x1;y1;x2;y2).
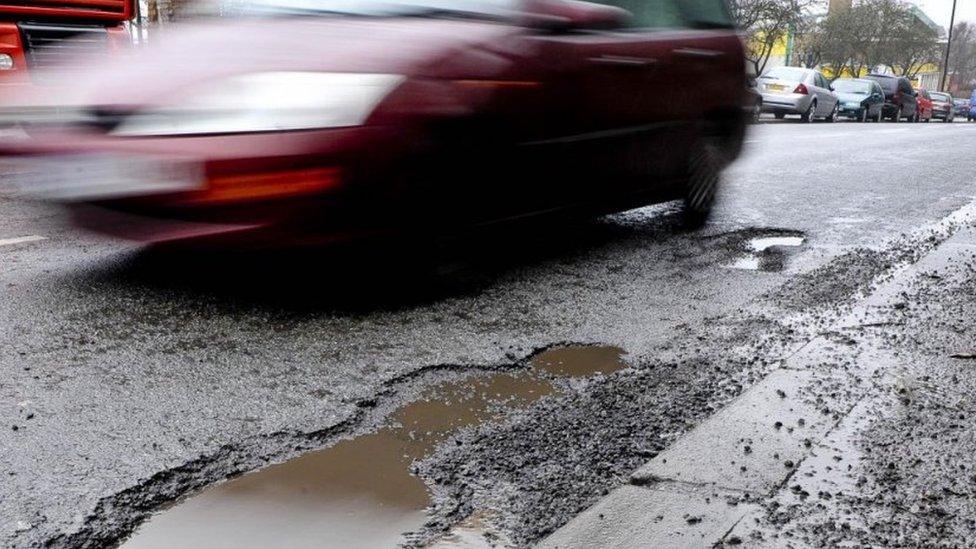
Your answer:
119;346;626;549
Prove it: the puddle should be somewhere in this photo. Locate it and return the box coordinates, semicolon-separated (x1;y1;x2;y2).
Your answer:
532;345;627;377
119;346;627;549
727;233;805;272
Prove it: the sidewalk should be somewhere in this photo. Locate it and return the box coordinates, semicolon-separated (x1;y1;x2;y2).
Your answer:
539;214;976;548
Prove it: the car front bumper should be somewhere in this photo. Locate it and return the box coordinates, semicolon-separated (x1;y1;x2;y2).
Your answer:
0;126;400;245
839;104;867;118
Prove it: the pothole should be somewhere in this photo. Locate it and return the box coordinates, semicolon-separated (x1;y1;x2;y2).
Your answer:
727;231;806;272
117;345;627;549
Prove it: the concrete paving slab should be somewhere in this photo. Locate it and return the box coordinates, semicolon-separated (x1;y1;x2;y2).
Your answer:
537;483;758;549
631;368;849;494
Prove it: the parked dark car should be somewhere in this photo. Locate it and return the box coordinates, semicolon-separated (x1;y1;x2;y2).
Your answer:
953;98;969;118
0;0;751;244
929;91;954;122
865;74;919;122
832;78;885;122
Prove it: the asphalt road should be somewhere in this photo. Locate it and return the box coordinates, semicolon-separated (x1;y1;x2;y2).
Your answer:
3;118;976;548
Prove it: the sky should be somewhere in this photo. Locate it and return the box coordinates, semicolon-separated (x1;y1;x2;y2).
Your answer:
911;0;976;29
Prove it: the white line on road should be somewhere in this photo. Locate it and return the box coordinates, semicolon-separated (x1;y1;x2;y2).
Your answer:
0;235;47;247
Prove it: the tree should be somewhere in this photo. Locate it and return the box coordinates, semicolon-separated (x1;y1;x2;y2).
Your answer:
729;0;814;75
947;22;976;91
781;0;941;78
887;6;941;77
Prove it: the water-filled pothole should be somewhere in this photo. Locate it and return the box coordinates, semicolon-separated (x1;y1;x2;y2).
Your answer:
727;232;806;272
119;345;627;549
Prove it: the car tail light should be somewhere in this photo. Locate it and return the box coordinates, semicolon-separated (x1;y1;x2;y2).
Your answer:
793;83;808;95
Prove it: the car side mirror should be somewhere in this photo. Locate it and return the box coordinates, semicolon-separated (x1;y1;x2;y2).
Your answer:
522;0;631;31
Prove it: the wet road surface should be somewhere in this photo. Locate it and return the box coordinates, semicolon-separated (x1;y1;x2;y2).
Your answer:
3;120;976;547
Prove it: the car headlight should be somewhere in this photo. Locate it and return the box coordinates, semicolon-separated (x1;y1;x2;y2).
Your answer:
112;72;405;137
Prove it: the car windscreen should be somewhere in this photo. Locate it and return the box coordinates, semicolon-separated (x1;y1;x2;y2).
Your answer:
832;80;872;94
760;67;807;82
930;92;950;102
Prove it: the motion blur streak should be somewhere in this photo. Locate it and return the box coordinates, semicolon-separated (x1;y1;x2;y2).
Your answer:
0;0;748;246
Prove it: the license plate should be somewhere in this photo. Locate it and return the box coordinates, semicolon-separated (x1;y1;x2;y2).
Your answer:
766;84;787;92
1;154;203;202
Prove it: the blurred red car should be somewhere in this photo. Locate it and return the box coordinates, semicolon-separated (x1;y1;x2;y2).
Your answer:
917;89;934;122
0;0;749;246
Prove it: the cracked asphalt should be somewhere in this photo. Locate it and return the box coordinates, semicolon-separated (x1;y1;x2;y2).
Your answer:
4;120;976;548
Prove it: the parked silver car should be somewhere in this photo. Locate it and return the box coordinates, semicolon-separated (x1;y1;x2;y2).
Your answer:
758;66;840;122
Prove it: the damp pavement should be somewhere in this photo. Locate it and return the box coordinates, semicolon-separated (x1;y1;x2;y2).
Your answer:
3;122;976;548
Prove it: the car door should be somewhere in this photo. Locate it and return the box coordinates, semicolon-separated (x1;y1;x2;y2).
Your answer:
813;72;835;115
871;82;885;115
529;0;741;200
901;78;917;116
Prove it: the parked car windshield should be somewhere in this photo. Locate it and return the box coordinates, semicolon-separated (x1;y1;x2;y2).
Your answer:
832;80;872;94
930;92;951;102
760;67;807;82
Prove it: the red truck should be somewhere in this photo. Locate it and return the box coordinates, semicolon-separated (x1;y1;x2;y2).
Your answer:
0;0;133;89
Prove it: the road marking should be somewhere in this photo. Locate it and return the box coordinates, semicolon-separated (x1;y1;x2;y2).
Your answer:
0;235;46;247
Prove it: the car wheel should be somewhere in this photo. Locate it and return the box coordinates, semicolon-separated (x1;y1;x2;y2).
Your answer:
774;112;785;120
860;109;868;123
752;100;762;123
876;109;883;123
826;103;838;123
681;139;721;230
801;101;816;123
892;107;902;122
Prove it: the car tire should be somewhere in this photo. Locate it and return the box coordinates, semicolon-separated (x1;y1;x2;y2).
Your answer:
752;100;762;123
681;140;721;230
860;109;868;123
801;101;816;123
826;103;838;123
774;112;785;120
876;109;883;123
892;107;902;122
